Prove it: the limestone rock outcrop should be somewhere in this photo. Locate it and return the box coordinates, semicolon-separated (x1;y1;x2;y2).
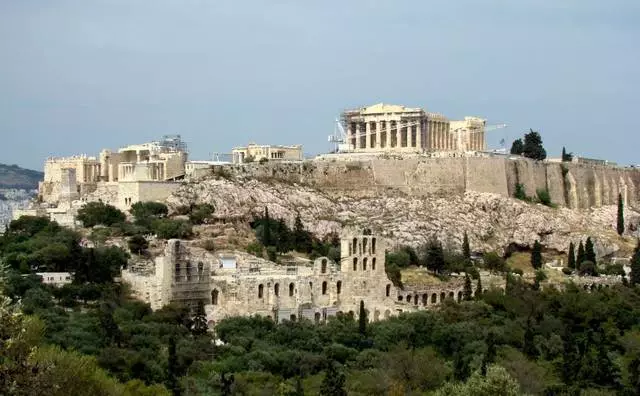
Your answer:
167;177;639;258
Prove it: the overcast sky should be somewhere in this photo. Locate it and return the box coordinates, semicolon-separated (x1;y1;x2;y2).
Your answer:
1;0;639;170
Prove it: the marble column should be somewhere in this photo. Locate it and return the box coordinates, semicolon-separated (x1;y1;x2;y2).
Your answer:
355;123;361;151
375;121;382;149
386;120;392;149
407;123;413;149
416;121;422;151
365;122;372;149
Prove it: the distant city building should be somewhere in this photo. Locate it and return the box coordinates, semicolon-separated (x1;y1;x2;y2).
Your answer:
36;272;72;287
232;143;303;164
340;103;487;153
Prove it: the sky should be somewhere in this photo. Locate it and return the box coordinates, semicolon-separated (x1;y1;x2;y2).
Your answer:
1;0;639;170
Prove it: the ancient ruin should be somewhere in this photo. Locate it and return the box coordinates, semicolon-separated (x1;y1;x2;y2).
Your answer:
340;103;488;153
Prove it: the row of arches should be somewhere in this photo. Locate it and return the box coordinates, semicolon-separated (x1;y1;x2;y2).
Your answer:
352;257;376;271
238;280;346;301
349;237;377;256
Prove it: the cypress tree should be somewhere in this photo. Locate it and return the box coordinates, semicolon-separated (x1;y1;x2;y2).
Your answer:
562;147;567;161
585;237;597;266
167;336;181;396
462;232;471;262
358;300;367;335
320;361;347;396
463;274;473;301
476;276;483;300
577;241;585;267
531;240;543;270
523;319;537;358
617;193;625;236
631;240;640;287
481;331;497;377
263;207;272;247
568;242;576;269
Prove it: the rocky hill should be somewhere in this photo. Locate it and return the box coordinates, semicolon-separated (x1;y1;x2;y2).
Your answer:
167;176;640;259
0;163;43;190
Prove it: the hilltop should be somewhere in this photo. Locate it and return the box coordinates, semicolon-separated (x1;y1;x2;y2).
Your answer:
0;163;43;190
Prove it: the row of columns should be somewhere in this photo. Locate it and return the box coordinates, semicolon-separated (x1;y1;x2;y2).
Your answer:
349;120;423;150
427;121;455;151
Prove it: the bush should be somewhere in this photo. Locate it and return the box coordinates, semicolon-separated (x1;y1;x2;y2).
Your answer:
151;219;193;239
536;189;552;207
514;184;527;201
579;261;598;276
602;263;625;276
130;201;168;222
76;202;126;227
259;157;269;164
386;250;411;268
188;204;215;225
201;239;216;252
562;267;573;275
483;252;507;273
247;242;264;257
266;246;278;262
128;235;149;255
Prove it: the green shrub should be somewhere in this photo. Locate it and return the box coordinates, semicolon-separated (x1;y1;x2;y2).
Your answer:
128;235;149;255
514;184;527;201
247;242;264;257
76;202;126;227
201;239;216;252
579;261;598;276
562;267;573;275
151;219;192;239
266;246;278;262
536;189;553;207
188;204;215;225
130;201;168;221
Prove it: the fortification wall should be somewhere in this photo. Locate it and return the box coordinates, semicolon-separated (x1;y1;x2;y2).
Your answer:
219;157;640;209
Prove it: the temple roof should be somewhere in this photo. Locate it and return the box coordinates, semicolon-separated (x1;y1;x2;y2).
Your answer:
360;103;422;114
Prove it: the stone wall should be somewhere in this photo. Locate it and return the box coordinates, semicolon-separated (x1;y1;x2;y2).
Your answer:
218;156;640;209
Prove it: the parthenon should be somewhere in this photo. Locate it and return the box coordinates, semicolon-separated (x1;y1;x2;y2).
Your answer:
341;103;487;153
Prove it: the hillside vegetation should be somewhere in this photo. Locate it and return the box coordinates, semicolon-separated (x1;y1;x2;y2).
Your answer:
0;163;43;190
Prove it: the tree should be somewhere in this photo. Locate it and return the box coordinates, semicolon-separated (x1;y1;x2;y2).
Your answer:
562;147;573;162
293;213;312;253
76;201;126;227
191;300;208;336
476;276;483;300
481;332;497;377
358;300;367;336
463;274;473;301
167;336;181;396
462;232;471;263
585;237;597;266
130;201;168;223
188;203;215;225
424;239;445;274
577;241;585;267
630;240;640;286
483;252;506;273
617;193;625;236
128;235;149;255
510;139;524;155
579;261;598;276
568;242;576;269
514;183;527;201
320;361;347;396
531;240;543;270
263;207;272;247
522;129;547;160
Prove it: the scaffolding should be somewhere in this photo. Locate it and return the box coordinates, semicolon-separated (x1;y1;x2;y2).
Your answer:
157;134;188;153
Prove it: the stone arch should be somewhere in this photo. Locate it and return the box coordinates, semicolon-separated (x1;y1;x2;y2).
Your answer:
422;293;428;306
290;314;297;322
440;292;446;302
374;310;380;321
431;293;437;304
197;261;204;273
314;312;321;324
384;309;391;319
414;295;419;305
322;281;328;295
258;284;264;298
274;283;279;297
449;291;454;300
372;238;377;254
337;281;342;294
398;295;403;302
211;289;219;305
363;257;368;271
352;238;358;254
289;282;295;296
363;238;368;254
321;259;327;274
353;257;358;271
386;284;391;297
457;291;463;302
372;257;376;270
